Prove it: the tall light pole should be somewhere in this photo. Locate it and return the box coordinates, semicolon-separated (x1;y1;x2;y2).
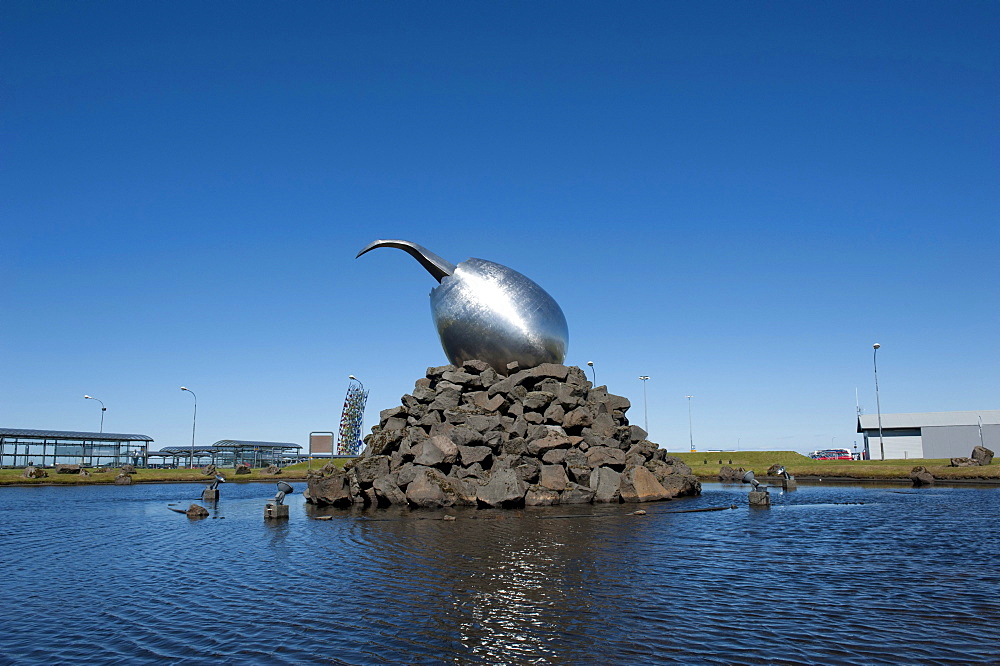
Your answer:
686;395;694;452
181;387;197;469
586;361;596;386
638;376;650;433
872;343;884;461
349;374;364;390
83;395;106;433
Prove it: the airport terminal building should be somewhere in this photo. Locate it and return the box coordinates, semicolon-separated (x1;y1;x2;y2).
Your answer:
857;410;1000;460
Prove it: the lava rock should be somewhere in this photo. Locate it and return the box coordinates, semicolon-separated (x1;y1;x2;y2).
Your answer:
309;361;700;511
972;446;994;466
910;466;935;486
718;466;745;482
186;504;209;518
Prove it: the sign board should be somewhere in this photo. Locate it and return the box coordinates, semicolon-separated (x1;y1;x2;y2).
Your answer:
309;432;334;456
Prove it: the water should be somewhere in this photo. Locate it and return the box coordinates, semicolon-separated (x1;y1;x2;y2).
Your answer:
1;481;998;664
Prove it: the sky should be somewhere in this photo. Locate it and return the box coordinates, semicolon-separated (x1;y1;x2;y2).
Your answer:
2;1;997;456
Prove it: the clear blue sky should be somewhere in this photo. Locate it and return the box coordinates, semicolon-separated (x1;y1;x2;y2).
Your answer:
3;1;997;456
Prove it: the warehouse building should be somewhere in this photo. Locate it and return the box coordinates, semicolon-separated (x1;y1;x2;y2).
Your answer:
857;410;1000;460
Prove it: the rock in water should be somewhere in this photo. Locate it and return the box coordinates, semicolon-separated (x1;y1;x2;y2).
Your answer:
306;361;700;510
186;504;209;518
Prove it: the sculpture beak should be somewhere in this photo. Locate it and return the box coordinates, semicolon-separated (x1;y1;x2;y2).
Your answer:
356;239;456;283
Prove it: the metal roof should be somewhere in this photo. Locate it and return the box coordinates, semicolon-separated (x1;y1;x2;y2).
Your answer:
858;410;1000;432
156;440;301;455
0;428;154;442
212;440;301;449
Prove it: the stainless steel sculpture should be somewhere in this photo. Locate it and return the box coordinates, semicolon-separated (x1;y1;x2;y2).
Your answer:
357;240;569;371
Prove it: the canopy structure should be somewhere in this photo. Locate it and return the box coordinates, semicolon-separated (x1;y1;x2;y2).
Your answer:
151;440;301;468
0;428;154;468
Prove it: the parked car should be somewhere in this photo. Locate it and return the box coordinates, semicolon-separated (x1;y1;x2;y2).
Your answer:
809;449;853;460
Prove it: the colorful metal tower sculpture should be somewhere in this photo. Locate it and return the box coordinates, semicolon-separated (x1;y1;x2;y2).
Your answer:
337;378;368;456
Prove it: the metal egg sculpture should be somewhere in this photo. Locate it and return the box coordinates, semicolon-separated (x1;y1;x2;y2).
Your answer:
357;240;569;372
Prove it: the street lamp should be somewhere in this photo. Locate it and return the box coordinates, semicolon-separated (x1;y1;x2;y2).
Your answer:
83;395;106;433
638;376;649;433
181;387;197;469
587;361;596;385
686;395;695;452
872;343;884;461
349;374;364;390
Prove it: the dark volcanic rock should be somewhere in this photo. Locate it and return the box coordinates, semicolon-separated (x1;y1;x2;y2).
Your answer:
305;471;354;506
185;504;209;518
619;466;670;503
910;466;935;486
972;446;994;466
309;361;701;510
476;468;526;507
718;466;745;482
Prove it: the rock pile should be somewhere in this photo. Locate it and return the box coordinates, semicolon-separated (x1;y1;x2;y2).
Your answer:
305;361;700;509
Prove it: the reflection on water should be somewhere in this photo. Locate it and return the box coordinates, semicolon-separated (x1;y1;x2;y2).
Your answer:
1;482;998;664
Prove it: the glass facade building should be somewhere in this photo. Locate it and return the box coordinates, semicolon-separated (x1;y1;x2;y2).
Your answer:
0;428;153;468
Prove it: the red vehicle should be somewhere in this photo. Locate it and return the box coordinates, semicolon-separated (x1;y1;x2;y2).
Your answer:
809;449;853;460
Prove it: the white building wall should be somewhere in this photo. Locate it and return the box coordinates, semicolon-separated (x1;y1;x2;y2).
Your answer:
864;432;923;460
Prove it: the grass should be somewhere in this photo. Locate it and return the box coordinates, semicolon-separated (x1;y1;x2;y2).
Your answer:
1;453;995;485
670;451;1000;481
0;459;350;486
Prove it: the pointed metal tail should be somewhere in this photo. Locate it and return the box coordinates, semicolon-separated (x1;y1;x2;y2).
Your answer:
356;239;456;283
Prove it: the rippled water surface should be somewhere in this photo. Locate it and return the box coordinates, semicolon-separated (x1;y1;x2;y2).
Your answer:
1;481;999;664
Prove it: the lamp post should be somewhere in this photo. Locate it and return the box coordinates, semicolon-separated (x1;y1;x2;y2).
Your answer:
638;376;649;433
349;374;364;390
83;395;106;433
586;361;596;386
181;387;197;469
872;343;884;461
686;395;694;452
